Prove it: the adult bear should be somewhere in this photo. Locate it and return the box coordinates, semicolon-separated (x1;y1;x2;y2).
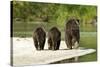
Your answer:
33;27;46;50
48;27;61;50
65;18;80;49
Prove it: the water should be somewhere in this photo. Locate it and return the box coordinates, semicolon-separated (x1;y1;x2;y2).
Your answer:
13;22;97;37
80;24;97;32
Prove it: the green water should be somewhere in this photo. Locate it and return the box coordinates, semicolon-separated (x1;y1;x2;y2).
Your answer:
12;21;97;63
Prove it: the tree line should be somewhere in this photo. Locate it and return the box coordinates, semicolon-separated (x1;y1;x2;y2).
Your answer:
12;1;97;26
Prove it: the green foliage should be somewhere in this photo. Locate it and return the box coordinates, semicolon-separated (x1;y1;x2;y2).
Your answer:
12;1;97;25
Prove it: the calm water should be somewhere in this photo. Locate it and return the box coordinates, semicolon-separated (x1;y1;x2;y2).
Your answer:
13;22;97;37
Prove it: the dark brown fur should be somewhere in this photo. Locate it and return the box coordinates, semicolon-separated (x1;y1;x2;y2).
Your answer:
65;18;80;49
48;27;61;50
33;27;46;50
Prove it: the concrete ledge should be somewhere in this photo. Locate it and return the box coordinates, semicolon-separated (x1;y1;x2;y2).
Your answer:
12;37;96;66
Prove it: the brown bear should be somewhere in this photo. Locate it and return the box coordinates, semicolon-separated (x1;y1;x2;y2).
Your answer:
33;27;46;50
65;18;80;49
48;27;61;50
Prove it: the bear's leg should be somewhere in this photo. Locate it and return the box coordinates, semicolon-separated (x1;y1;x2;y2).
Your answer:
52;40;57;50
65;36;72;49
33;38;38;50
41;39;45;50
68;39;72;49
56;39;61;50
48;38;52;50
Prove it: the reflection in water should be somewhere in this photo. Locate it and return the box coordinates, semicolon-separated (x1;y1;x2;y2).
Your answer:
80;24;97;32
